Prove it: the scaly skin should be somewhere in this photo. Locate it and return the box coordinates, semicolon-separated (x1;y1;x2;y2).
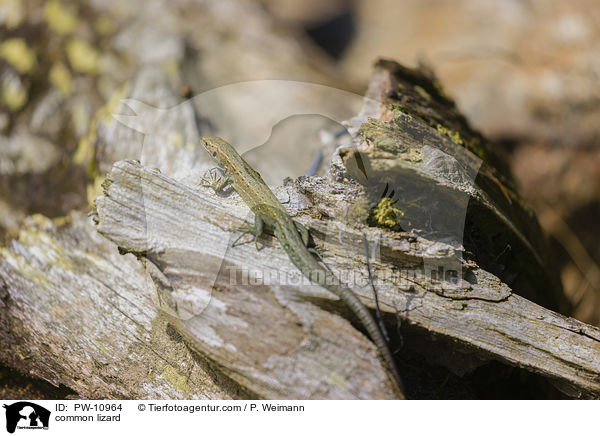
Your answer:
200;136;405;396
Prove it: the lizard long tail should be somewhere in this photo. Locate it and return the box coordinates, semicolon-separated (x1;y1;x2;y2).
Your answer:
325;279;405;396
277;222;405;396
290;255;405;396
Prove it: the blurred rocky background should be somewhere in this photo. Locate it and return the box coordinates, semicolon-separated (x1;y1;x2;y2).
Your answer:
1;0;598;397
262;0;600;325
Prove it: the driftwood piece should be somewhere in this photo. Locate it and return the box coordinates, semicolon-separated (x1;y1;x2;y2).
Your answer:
92;160;600;398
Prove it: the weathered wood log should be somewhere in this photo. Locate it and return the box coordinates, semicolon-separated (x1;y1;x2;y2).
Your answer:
93;161;401;399
91;159;600;398
1;53;597;398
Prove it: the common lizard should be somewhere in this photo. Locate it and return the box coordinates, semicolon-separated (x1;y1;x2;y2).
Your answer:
200;136;405;396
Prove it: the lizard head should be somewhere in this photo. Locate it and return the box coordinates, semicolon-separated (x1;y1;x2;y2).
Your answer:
201;136;254;179
200;136;220;159
200;136;237;167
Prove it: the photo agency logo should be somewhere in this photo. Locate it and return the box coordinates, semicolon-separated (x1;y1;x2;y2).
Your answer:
3;402;50;433
111;79;482;320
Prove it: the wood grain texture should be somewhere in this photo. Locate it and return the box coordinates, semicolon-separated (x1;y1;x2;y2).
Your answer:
92;160;600;398
0;213;231;399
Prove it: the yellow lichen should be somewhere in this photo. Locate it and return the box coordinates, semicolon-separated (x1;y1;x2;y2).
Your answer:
66;38;100;74
0;247;52;289
414;85;431;100
0;0;24;29
49;62;73;96
15;220;74;272
162;366;189;392
401;148;423;163
164;59;180;80
73;125;94;168
433;79;450;101
1;77;27;111
94;15;114;35
51;215;71;227
44;0;78;34
436;124;463;146
0;38;36;73
29;214;54;229
74;82;129;176
86;175;104;206
169;131;183;148
449;131;463;145
373;197;403;228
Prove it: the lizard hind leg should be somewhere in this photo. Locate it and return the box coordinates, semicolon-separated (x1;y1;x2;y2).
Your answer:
232;214;266;250
294;221;331;262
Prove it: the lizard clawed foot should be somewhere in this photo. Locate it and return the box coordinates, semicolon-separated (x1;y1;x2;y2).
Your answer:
232;214;267;250
200;167;234;196
231;224;265;250
200;167;224;188
308;247;325;258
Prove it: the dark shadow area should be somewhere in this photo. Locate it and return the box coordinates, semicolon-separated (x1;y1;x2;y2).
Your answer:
394;324;568;399
0;363;77;400
304;8;356;59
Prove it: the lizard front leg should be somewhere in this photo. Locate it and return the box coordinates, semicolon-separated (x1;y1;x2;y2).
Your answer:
200;167;234;196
